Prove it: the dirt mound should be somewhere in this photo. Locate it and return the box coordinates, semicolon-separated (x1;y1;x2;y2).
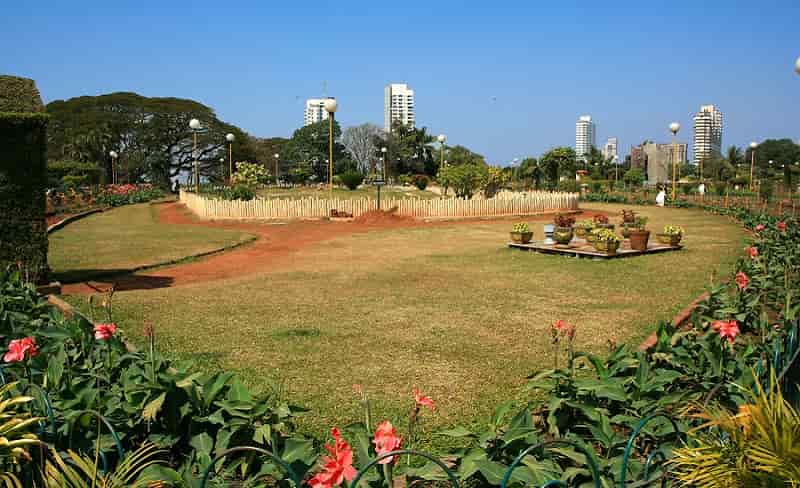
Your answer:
353;207;413;225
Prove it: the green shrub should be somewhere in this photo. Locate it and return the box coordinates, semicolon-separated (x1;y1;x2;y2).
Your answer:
623;168;645;187
231;161;269;187
556;180;579;192
412;174;429;190
223;184;256;201
48;160;103;188
339;170;364;190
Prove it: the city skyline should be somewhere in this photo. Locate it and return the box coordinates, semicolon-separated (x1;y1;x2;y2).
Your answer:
2;2;798;165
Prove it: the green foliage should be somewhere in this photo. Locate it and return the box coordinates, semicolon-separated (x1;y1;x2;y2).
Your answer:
663;225;684;237
94;184;164;207
555;180;579;192
339;170;364;190
221;185;256;201
437;164;489;199
540;147;577;186
283;119;346;182
512;222;530;233
623;168;645;187
412;174;429;190
378;122;438;177
231;161;269;187
0;75;45;113
48;160;104;188
592;228;620;243
42;442;166;488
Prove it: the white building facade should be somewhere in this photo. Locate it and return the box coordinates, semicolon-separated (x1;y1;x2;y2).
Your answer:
384;83;415;132
575;115;596;159
602;137;619;163
692;104;723;164
304;98;334;126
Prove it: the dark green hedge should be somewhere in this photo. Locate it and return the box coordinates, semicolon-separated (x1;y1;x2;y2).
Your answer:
0;76;49;281
48;160;104;187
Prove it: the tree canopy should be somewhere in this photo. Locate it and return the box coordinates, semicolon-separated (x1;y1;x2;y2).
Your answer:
539;147;577;186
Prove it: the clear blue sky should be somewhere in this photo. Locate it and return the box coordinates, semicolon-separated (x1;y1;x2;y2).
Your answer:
2;1;798;164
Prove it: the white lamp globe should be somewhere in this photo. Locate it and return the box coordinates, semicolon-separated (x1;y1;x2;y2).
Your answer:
109;150;118;159
381;147;387;153
219;158;224;163
189;118;201;130
669;122;680;134
324;98;338;113
437;134;446;143
750;141;758;149
795;56;800;75
274;153;279;158
226;133;235;143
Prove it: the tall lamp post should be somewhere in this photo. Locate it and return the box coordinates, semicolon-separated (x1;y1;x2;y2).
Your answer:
324;98;338;201
189;119;202;192
437;134;447;168
380;147;387;180
109;151;118;185
749;141;758;191
669;122;680;201
225;133;235;183
273;153;280;185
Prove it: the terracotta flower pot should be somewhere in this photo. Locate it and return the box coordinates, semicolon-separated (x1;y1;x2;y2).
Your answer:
552;226;573;245
510;231;533;244
628;229;650;251
656;233;682;246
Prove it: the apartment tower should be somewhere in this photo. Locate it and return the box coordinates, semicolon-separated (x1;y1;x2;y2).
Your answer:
384;83;415;132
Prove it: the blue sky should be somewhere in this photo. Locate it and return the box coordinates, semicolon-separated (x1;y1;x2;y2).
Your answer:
2;1;798;164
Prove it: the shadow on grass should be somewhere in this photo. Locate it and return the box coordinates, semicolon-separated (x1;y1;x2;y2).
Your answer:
53;269;175;291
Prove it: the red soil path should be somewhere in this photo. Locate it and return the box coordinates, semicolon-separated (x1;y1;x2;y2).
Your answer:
61;203;600;295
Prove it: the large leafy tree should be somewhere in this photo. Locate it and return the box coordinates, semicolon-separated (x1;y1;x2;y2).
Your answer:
539;147;577;186
518;157;542;189
283;120;349;182
443;145;486;167
745;139;800;186
372;122;437;178
46;92;251;188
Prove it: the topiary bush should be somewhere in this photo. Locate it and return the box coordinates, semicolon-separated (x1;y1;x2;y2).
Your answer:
0;76;49;282
222;184;256;201
412;174;429;190
339;170;364;190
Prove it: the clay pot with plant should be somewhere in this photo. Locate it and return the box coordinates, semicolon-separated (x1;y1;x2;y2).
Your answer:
628;216;650;251
574;220;594;239
620;209;637;238
657;225;684;246
510;222;533;244
592;228;621;254
593;214;615;231
552;213;575;245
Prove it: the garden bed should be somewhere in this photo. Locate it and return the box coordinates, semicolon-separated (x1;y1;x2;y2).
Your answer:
508;238;682;259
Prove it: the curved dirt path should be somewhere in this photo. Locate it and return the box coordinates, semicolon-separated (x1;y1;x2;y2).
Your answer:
61;202;598;295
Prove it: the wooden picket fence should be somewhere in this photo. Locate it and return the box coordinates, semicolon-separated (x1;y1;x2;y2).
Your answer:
179;190;579;220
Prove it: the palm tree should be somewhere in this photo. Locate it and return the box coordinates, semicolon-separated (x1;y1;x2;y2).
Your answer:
726;145;743;177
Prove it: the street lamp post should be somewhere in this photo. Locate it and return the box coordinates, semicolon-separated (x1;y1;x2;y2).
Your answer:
189;119;202;192
219;157;225;182
225;133;235;183
749;141;758;192
109;151;118;185
437;134;447;168
381;147;387;181
324;98;338;201
273;153;280;186
669;122;680;201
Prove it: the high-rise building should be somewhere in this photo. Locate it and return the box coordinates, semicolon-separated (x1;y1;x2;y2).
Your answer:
304;98;334;126
692;104;723;164
630;141;688;185
602;137;619;163
384;83;415;132
575;115;596;159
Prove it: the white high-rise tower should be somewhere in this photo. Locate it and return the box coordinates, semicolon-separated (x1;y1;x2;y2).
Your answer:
692;104;723;164
575;115;596;159
384;83;415;132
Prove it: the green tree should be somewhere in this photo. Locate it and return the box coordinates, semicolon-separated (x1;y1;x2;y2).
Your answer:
518;157;542;189
623;168;645;187
283;120;348;183
376;122;437;178
444;145;486;167
437;164;489;199
746;139;800;179
539;147;577;186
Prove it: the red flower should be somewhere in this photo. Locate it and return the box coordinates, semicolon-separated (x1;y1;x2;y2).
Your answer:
735;271;749;291
4;337;38;363
413;388;436;411
747;247;758;258
551;319;575;340
712;320;740;344
552;319;567;331
755;224;765;232
308;428;357;488
93;323;117;341
777;221;786;232
373;421;402;465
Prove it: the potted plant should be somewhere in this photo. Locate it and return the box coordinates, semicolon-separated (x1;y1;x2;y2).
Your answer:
620;209;637;238
593;214;615;231
628;216;650;251
592;228;621;254
574;219;595;238
552;213;575;245
657;225;684;246
510;222;533;244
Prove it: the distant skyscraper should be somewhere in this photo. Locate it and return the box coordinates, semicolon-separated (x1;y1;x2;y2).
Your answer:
384;83;415;132
692;104;723;164
575;115;596;159
304;98;334;126
602;137;619;163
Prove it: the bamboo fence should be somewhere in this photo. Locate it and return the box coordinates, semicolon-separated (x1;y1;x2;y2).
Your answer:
179;190;579;220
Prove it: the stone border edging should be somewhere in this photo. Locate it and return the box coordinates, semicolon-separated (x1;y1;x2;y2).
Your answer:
46;208;106;234
56;234;258;285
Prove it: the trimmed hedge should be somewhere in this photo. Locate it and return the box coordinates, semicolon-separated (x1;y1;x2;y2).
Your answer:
0;76;49;281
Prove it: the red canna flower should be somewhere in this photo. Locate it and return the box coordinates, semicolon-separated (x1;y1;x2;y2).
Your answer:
777;221;786;232
552;319;567;332
93;323;117;341
373;421;402;465
747;247;758;258
551;319;575;340
413;388;436;411
735;271;749;291
4;337;38;363
308;428;357;488
754;224;765;232
712;320;740;344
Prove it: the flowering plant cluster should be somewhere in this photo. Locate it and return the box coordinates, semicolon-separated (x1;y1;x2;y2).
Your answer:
553;213;575;228
96;183;164;207
662;224;684;237
591;227;621;243
512;222;530;233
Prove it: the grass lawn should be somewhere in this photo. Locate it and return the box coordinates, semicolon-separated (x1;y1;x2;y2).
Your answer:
65;203;746;447
257;185;439;200
49;203;254;282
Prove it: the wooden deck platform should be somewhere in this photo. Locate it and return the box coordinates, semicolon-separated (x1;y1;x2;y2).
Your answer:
508;239;682;259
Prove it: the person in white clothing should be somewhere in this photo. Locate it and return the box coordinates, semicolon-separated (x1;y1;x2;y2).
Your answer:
698;183;706;196
655;187;666;207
